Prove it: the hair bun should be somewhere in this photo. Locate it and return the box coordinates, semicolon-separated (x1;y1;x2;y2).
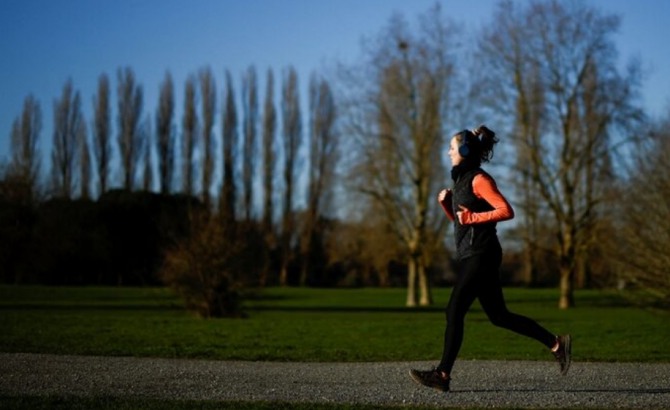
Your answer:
472;125;488;137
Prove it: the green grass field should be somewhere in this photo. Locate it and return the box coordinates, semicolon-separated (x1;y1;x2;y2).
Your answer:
1;285;668;363
2;285;667;409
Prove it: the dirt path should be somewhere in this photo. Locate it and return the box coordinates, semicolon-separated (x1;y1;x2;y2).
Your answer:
1;353;669;408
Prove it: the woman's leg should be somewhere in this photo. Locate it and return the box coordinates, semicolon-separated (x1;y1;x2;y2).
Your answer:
477;248;556;348
437;255;482;374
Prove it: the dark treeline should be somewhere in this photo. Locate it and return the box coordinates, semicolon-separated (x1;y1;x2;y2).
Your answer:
0;185;415;289
0;189;196;286
3;0;670;310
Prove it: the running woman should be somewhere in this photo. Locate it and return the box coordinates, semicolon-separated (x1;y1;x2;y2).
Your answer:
409;125;571;392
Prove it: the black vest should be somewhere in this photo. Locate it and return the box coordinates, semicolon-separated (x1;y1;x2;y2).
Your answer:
452;168;500;260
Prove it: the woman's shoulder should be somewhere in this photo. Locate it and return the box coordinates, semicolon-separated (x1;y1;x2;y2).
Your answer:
472;170;500;193
472;169;497;184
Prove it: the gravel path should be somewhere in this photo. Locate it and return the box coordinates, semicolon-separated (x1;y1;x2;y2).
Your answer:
1;353;669;408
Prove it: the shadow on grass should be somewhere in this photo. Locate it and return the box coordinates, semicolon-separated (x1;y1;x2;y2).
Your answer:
573;293;634;308
0;304;184;311
0;302;443;314
246;305;445;313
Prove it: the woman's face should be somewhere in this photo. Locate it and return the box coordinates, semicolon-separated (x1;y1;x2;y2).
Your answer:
448;136;464;166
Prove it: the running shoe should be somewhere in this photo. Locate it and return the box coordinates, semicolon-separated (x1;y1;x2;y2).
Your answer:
409;367;450;392
552;334;572;376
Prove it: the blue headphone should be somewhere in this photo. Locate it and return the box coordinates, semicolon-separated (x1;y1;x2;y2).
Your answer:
458;130;473;157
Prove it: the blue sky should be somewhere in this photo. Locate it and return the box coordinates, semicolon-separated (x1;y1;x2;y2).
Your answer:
1;0;669;177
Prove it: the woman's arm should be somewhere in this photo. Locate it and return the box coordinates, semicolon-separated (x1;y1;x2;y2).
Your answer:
458;174;514;224
438;189;455;221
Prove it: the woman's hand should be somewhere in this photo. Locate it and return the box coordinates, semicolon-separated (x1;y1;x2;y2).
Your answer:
438;189;451;203
457;205;472;225
437;189;455;221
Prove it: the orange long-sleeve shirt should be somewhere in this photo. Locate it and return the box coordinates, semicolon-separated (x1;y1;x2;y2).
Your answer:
439;173;514;224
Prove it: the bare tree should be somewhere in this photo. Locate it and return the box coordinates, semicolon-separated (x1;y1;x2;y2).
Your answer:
9;94;42;199
612;119;670;308
93;73;112;196
51;79;82;198
242;65;259;221
156;71;175;195
78;120;91;199
279;66;302;286
116;67;144;191
339;8;455;306
182;75;198;196
260;68;278;286
221;70;238;220
476;0;643;308
199;67;216;207
300;74;338;285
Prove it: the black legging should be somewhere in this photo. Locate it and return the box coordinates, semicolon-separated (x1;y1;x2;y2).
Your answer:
438;245;556;374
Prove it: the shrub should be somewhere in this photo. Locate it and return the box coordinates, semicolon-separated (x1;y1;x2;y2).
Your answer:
160;213;263;318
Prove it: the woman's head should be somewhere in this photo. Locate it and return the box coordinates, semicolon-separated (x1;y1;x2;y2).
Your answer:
448;125;499;167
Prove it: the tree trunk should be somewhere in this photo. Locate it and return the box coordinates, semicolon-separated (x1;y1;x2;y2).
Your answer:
558;264;574;309
558;227;576;309
406;258;417;307
418;259;432;306
558;241;575;309
279;264;288;287
576;252;591;289
522;241;536;286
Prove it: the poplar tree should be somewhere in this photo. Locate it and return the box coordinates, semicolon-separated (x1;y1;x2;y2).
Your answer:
260;68;277;286
301;74;338;285
9;94;42;199
262;69;277;234
279;67;302;286
221;70;238;220
182;75;198;196
199;67;216;207
242;66;259;220
51;80;82;198
156;71;175;195
93;73;111;195
142;116;153;192
78;121;91;199
116;67;143;191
